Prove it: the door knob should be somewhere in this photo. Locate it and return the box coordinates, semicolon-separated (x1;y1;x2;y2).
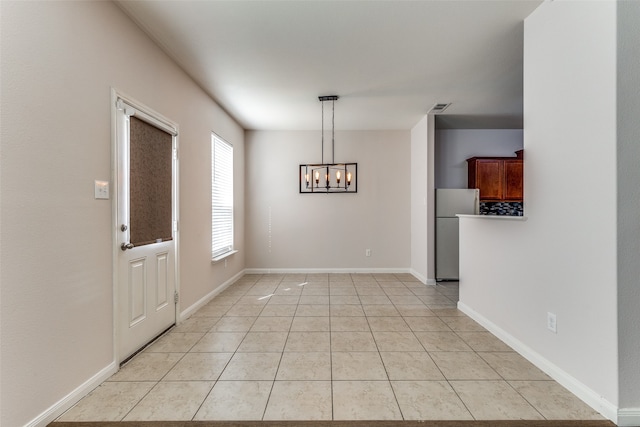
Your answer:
121;242;134;251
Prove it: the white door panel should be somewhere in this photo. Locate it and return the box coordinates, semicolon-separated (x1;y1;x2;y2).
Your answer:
156;252;169;310
115;95;178;361
128;258;147;327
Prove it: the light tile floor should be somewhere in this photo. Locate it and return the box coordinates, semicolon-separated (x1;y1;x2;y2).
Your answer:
59;273;604;422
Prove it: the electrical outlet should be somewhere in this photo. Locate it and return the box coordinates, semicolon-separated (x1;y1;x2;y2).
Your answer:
547;312;557;333
365;249;371;257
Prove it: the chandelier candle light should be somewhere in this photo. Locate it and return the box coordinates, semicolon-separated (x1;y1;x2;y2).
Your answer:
300;95;357;193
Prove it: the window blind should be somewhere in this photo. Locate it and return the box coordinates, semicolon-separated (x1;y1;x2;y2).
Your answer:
212;135;234;259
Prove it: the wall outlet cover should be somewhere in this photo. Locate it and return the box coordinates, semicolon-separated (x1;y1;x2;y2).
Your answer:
94;180;109;199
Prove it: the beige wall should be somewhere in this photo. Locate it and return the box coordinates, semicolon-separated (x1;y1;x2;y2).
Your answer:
457;0;619;421
245;130;411;271
617;0;640;418
0;2;244;425
409;116;431;282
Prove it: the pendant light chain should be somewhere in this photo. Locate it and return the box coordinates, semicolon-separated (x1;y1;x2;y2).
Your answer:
332;98;335;164
321;99;324;165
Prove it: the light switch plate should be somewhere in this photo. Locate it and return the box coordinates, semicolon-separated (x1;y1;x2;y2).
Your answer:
94;180;110;199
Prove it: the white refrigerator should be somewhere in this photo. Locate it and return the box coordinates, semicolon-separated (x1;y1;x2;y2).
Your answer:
436;189;479;281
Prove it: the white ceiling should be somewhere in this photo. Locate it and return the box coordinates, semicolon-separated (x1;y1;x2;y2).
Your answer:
116;0;542;131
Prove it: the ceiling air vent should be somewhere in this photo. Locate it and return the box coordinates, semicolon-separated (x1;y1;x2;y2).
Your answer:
430;103;451;114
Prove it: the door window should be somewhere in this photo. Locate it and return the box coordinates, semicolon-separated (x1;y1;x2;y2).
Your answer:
129;116;173;246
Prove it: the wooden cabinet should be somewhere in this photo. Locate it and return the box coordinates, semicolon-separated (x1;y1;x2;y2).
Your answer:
468;159;502;201
504;159;523;200
467;150;523;201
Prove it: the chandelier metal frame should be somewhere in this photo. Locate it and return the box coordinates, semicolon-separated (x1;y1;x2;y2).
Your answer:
299;96;358;194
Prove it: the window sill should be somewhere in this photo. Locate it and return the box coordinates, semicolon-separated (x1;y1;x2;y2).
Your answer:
211;249;238;263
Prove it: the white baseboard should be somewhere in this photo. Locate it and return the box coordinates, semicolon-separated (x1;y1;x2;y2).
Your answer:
617;408;640;426
409;268;427;284
244;267;412;275
25;361;118;427
408;269;436;285
180;269;246;321
458;301;619;424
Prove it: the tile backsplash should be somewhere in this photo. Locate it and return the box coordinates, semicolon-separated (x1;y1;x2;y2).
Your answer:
479;201;523;216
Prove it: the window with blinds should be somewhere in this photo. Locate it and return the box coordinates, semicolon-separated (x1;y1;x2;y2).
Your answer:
211;134;234;260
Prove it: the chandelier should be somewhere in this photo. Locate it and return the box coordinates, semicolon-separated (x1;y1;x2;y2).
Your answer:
299;95;357;193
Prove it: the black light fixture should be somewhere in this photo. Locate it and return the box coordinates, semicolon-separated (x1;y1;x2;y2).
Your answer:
299;96;357;194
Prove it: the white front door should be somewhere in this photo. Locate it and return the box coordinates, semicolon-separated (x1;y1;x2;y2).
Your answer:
115;95;178;361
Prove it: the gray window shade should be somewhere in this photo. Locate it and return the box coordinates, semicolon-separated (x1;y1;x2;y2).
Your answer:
129;116;173;246
212;135;234;259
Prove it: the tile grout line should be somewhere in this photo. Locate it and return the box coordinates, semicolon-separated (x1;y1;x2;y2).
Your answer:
261;274;296;421
329;274;335;420
504;378;549;420
199;274;262;420
376;277;406;421
189;311;240;420
188;275;256;421
117;323;206;421
431;284;478;421
446;377;478;421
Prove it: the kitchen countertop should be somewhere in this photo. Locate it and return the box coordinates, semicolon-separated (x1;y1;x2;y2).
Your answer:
457;214;528;221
